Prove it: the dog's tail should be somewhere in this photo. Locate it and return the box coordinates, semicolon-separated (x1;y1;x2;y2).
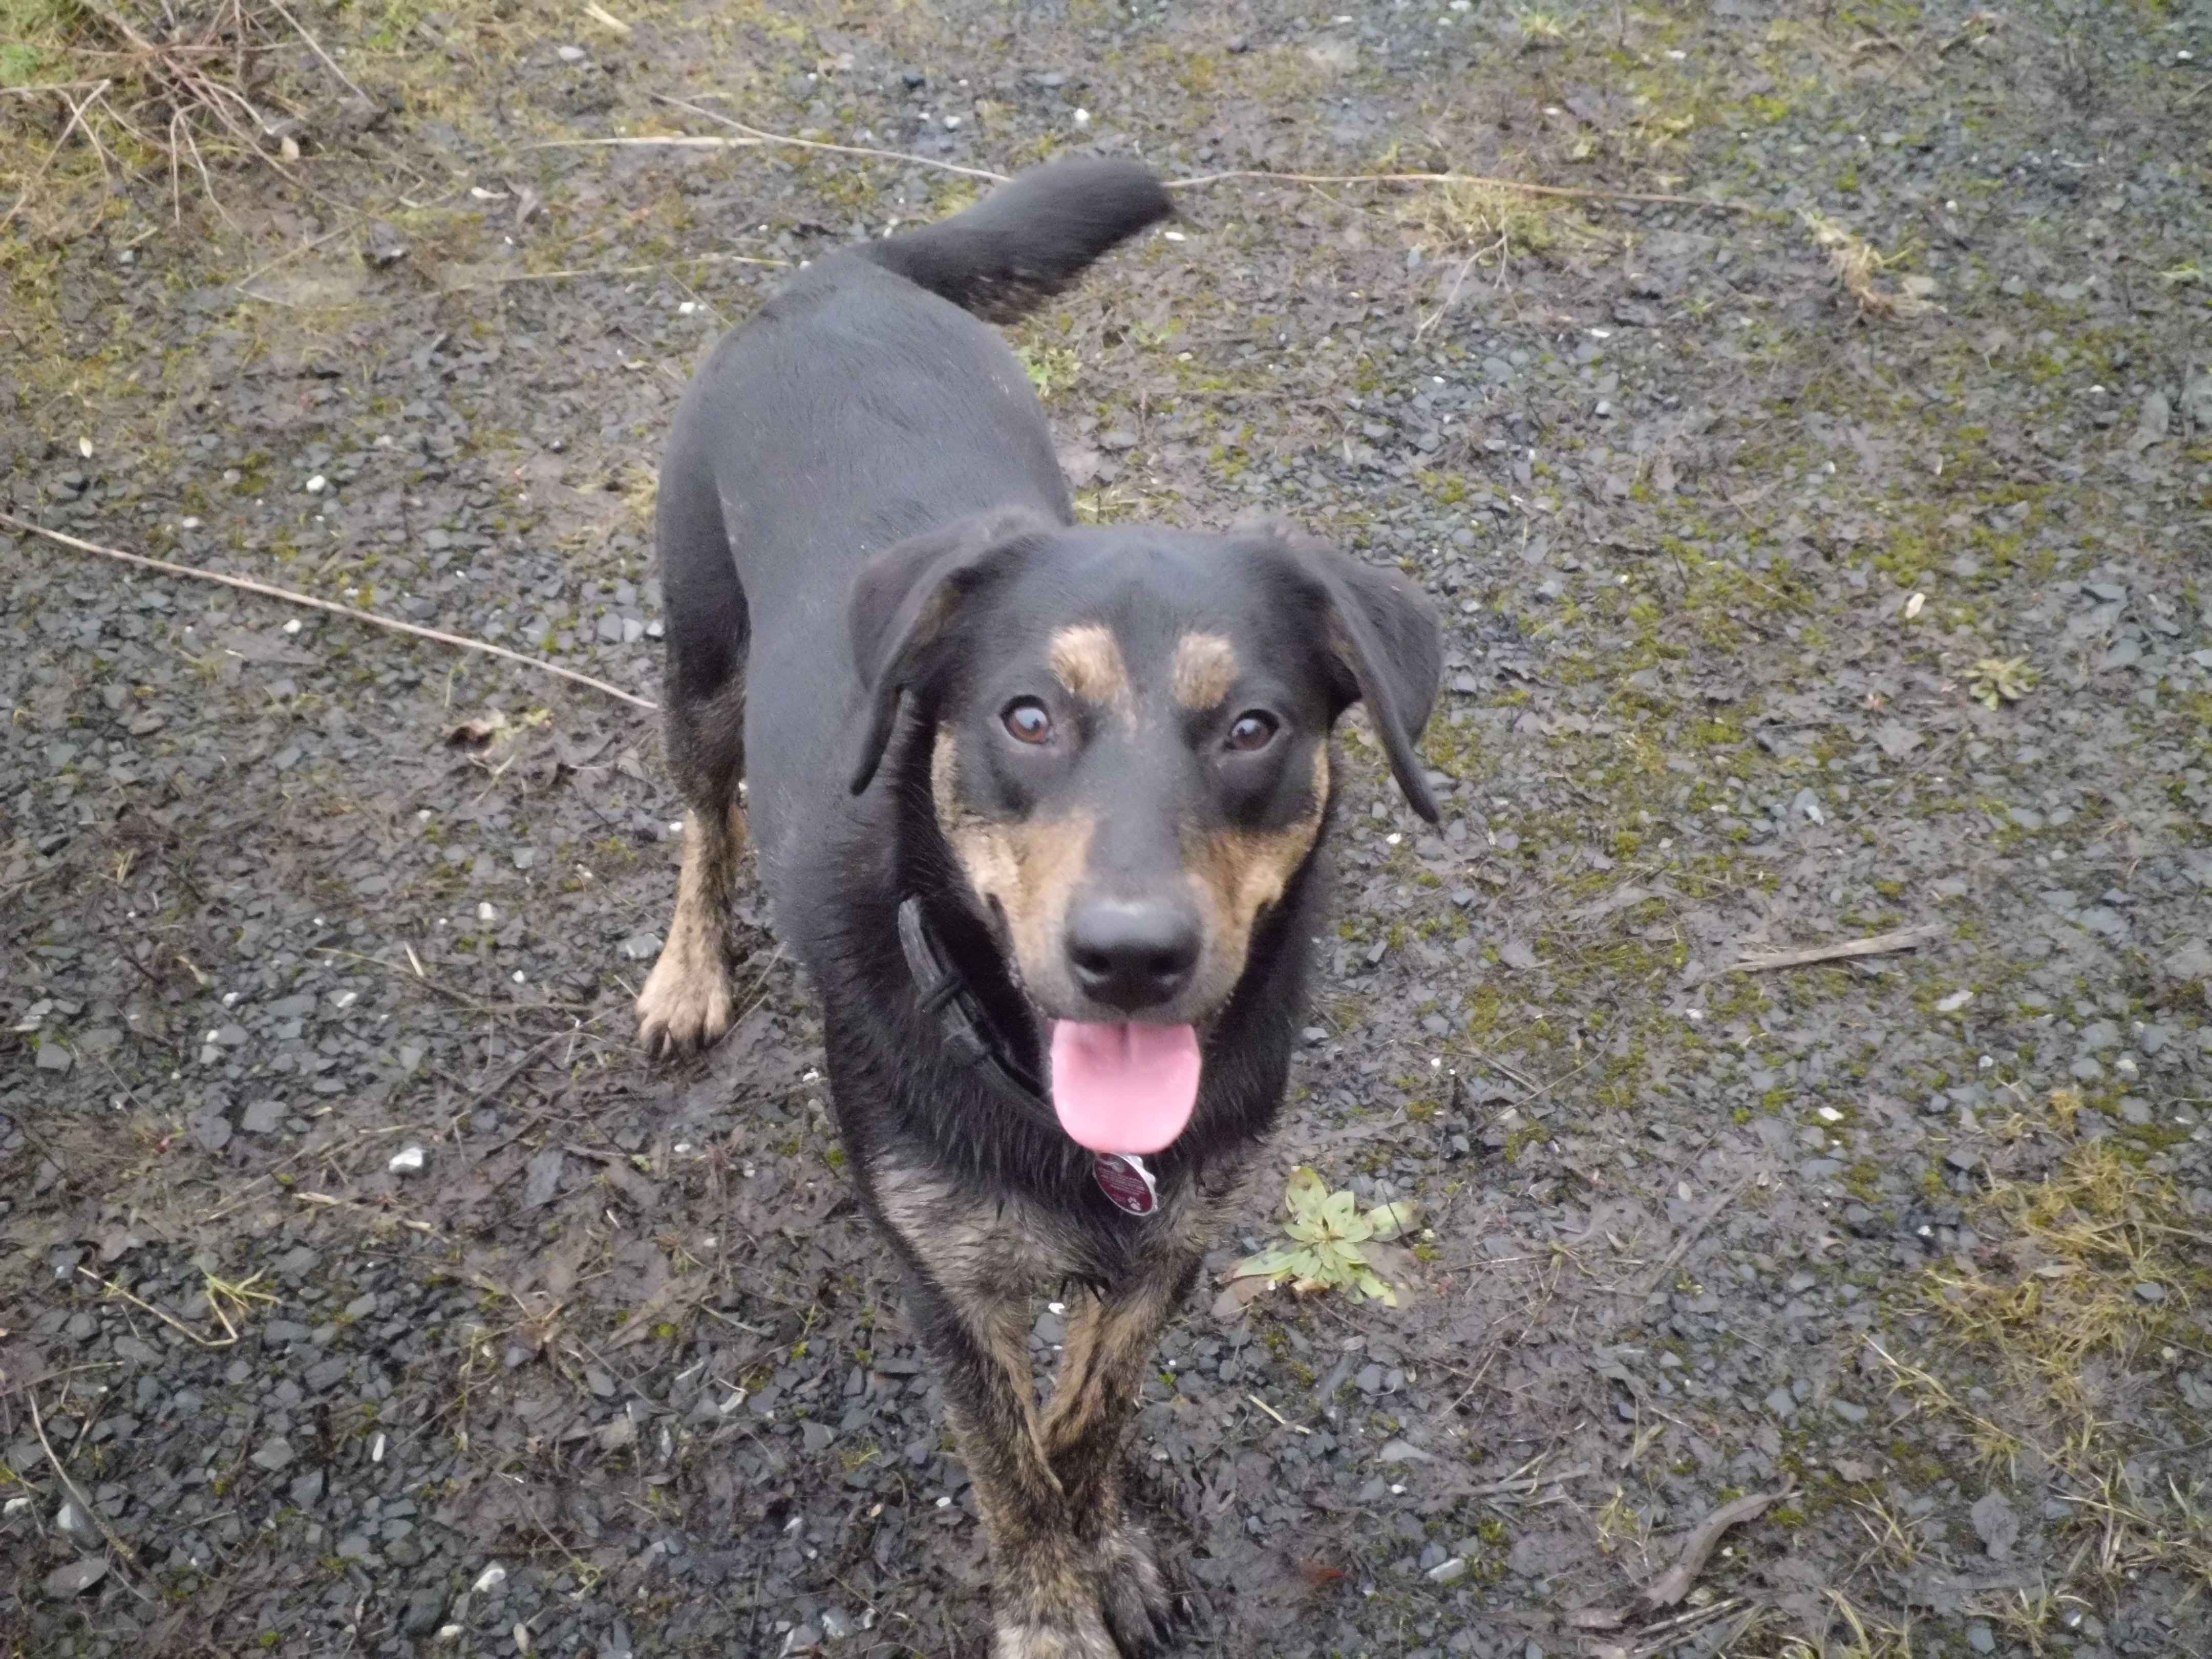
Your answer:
854;158;1173;324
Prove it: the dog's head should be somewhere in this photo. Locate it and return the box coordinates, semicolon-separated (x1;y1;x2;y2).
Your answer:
847;511;1442;1154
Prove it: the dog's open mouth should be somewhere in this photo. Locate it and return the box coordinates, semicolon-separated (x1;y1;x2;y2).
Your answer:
1048;1020;1201;1155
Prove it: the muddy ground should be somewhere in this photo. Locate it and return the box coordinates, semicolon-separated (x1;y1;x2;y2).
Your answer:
5;2;2212;1656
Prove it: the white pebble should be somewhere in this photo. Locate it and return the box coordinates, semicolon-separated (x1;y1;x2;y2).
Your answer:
473;1564;508;1594
477;901;497;922
389;1145;426;1174
306;475;327;494
1073;108;1091;127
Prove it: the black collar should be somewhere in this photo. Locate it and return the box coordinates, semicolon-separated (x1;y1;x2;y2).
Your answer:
896;896;1056;1128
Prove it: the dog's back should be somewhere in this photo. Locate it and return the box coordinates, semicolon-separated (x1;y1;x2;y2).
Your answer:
650;158;1173;927
670;159;1172;618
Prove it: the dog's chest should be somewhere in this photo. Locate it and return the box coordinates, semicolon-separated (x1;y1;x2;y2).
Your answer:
868;1158;1236;1298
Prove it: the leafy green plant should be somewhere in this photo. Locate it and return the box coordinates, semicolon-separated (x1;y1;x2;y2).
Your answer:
1232;1167;1418;1306
1968;655;2036;710
1015;344;1080;400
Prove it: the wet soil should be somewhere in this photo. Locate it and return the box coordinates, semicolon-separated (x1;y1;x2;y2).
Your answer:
5;3;2211;1657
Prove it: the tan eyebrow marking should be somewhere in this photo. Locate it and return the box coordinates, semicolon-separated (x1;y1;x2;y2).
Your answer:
1170;632;1240;710
1048;624;1133;720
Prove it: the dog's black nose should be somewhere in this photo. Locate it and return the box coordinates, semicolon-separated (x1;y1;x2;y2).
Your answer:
1067;897;1200;1012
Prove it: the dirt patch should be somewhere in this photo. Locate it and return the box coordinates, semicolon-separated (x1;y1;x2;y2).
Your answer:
6;2;2210;1656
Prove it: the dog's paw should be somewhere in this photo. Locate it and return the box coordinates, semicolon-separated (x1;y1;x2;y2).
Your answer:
634;932;733;1057
1095;1526;1175;1656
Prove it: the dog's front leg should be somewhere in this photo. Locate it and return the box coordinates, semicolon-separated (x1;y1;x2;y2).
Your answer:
902;1272;1122;1659
875;1167;1122;1656
1037;1254;1201;1656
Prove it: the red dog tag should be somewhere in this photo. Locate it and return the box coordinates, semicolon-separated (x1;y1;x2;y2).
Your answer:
1093;1153;1158;1217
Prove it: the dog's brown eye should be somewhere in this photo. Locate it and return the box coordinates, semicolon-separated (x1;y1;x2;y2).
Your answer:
1225;711;1278;752
1003;698;1054;745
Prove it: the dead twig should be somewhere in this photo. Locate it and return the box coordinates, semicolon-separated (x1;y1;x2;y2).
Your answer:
1638;1173;1759;1296
1467;1462;1596;1499
73;1264;268;1349
1730;923;1945;973
439;254;789;289
262;0;370;106
1937;11;2003;55
28;1391;156;1603
652;95;1012;182
2;512;658;712
1569;1486;1789;1632
622;105;1760;216
1245;1393;1312;1434
1163;166;1763;214
522;135;751;152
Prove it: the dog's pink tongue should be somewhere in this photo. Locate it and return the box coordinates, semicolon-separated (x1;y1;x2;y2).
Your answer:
1048;1022;1201;1155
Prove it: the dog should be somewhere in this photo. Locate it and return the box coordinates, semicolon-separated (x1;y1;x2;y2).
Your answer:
636;159;1442;1657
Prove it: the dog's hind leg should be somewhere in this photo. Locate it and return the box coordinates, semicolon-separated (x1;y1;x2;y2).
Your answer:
637;433;750;1056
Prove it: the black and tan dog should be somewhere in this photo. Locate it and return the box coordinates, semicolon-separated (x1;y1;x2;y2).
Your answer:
636;159;1442;1656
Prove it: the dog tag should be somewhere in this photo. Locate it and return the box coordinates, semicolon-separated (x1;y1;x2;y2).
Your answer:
1092;1153;1158;1217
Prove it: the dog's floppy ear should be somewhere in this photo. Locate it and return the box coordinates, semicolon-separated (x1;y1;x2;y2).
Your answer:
846;508;1055;795
1267;530;1444;824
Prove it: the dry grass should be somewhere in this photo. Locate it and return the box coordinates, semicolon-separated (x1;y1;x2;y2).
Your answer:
1405;176;1610;334
0;0;363;231
1800;210;1938;318
1891;1094;2212;1613
1926;1135;2201;1428
1412;176;1610;272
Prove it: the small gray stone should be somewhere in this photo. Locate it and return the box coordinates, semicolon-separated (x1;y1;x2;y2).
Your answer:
55;1498;101;1546
1970;1490;2019;1559
289;1469;325;1507
401;1584;448;1635
2134;1281;2167;1304
525;1148;565;1208
1425;1556;1467;1583
45;1557;108;1598
1377;1438;1433;1464
240;1100;285;1134
251;1435;295;1472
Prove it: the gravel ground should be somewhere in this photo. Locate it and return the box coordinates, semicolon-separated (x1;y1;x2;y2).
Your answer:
5;3;2211;1656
